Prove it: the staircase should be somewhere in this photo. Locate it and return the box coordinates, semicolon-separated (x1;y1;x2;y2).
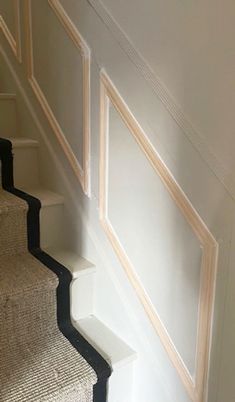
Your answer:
0;92;136;402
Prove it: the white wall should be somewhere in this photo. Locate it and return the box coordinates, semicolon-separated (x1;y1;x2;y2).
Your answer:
94;0;235;183
31;0;84;166
0;1;235;401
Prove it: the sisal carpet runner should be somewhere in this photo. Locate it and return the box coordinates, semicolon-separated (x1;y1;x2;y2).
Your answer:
0;139;111;401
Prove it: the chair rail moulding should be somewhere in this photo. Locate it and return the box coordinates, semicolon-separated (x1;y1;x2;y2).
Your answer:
24;0;91;195
90;0;235;205
0;0;21;62
99;70;218;402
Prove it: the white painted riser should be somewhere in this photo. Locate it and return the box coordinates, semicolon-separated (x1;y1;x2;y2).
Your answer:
71;273;94;320
13;145;40;188
45;247;96;320
0;97;17;138
47;247;137;402
75;316;136;402
107;360;134;402
40;203;65;249
20;187;65;250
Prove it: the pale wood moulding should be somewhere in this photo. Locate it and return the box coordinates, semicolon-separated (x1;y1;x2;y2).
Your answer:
99;70;218;402
0;0;21;62
25;0;91;195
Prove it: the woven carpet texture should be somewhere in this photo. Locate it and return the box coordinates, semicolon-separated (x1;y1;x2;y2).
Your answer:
0;189;97;401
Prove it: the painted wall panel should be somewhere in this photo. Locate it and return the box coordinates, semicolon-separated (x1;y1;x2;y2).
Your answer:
100;72;218;401
31;0;84;166
108;104;201;375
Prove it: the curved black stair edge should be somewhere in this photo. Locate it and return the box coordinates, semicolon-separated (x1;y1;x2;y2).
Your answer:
0;137;112;402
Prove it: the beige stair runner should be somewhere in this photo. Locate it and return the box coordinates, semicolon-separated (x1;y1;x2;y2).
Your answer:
0;189;97;401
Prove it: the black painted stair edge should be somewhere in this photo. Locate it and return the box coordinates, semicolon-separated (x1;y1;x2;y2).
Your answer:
0;137;112;402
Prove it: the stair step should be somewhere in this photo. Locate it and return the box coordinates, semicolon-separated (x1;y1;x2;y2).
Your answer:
45;247;96;278
0;93;16;100
75;316;136;369
37;251;136;401
11;137;39;148
23;187;65;249
23;187;64;206
45;250;137;362
74;316;137;402
0;94;17;138
10;137;40;188
46;247;96;320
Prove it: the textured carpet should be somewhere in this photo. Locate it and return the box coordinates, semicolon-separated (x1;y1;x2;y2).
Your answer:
0;188;97;401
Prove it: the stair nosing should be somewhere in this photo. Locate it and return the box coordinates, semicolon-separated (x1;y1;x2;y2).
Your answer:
45;247;96;278
20;187;64;207
10;137;39;149
74;315;137;369
0;93;16;100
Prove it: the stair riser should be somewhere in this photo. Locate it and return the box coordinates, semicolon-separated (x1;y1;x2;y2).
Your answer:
71;273;94;320
108;361;135;402
13;146;40;188
0;99;17;138
75;315;137;402
40;204;65;249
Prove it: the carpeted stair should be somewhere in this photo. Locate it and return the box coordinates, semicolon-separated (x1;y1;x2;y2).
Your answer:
0;138;111;401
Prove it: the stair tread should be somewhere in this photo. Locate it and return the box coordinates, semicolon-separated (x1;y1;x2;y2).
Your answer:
10;137;39;148
45;247;95;278
0;253;58;299
75;316;137;369
0;93;16;99
21;187;64;207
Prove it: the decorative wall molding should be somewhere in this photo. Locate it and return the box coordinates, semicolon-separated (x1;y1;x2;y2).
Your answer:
89;0;235;203
25;0;91;195
0;0;21;62
0;42;181;402
99;70;218;402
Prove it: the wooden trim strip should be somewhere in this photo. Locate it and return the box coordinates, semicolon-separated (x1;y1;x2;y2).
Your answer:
82;53;91;195
48;0;88;54
89;0;235;204
30;76;84;183
0;0;21;62
99;70;218;402
14;0;21;62
25;0;91;195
